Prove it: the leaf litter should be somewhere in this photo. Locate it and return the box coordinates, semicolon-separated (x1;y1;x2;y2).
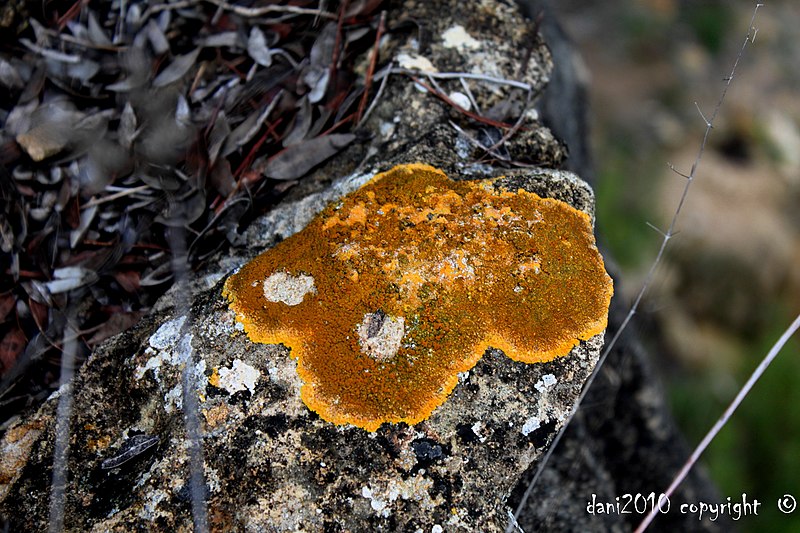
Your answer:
0;0;387;425
0;0;546;428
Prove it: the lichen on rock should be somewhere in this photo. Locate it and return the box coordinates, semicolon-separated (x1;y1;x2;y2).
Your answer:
223;163;613;431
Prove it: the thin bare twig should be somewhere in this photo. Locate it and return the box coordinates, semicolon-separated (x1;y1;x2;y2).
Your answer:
141;0;337;21
483;87;533;155
448;120;511;162
635;311;800;531
82;186;152;209
411;76;518;129
202;0;337;19
356;11;386;125
507;4;763;531
358;62;393;127
391;68;533;91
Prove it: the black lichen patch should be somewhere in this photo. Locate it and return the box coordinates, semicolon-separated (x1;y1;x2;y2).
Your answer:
262;414;289;439
410;438;447;469
456;423;480;445
527;419;558;448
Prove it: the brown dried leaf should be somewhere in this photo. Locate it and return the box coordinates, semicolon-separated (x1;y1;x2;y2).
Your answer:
209;159;235;196
113;270;141;293
263;133;356;180
0;327;26;375
16;127;70;162
28;298;48;333
0;293;15;323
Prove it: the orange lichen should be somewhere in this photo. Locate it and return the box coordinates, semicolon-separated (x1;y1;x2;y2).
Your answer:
223;164;613;431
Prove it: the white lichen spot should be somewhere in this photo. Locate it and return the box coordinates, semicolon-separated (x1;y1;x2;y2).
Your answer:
361;475;439;518
164;384;182;414
441;25;481;51
396;52;437;72
135;321;193;383
432;525;444;533
139;488;168;520
521;416;541;436
148;315;187;351
471;421;488;443
263;271;316;306
357;312;405;361
455;135;471;160
218;359;261;395
135;350;164;381
535;373;557;393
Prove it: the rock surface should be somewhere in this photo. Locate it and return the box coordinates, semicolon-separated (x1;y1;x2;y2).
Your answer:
0;0;726;531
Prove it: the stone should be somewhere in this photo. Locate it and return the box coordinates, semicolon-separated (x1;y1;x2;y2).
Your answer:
0;0;725;531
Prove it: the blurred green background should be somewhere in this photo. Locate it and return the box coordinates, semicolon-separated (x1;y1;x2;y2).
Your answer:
553;1;800;531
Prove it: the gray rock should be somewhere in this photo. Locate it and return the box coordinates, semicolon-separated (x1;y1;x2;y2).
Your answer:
0;0;725;531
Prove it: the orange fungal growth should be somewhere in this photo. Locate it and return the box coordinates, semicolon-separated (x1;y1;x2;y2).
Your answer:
223;164;613;431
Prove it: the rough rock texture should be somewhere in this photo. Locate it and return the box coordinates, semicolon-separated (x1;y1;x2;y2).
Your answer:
0;0;726;531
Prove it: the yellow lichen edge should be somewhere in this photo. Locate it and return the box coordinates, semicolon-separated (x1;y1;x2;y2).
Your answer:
223;163;613;432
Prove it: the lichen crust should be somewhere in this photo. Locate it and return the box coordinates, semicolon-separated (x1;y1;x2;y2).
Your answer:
223;163;613;431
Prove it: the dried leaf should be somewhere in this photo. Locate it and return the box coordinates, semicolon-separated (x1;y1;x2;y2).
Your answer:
0;58;24;89
221;91;282;157
119;102;139;150
19;39;82;64
153;48;201;88
263;133;356;180
0;293;15;323
207;112;231;165
139;262;173;287
202;32;242;48
14;102;82;160
112;270;141;293
247;27;273;67
145;19;170;55
71;205;98;248
21;281;51;307
209;158;235;196
283;96;312;146
0;327;26;375
64;59;101;82
28;298;49;333
310;23;337;68
305;107;334;139
46;266;100;294
87;12;112;46
305;67;330;104
345;26;372;45
16;127;69;162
